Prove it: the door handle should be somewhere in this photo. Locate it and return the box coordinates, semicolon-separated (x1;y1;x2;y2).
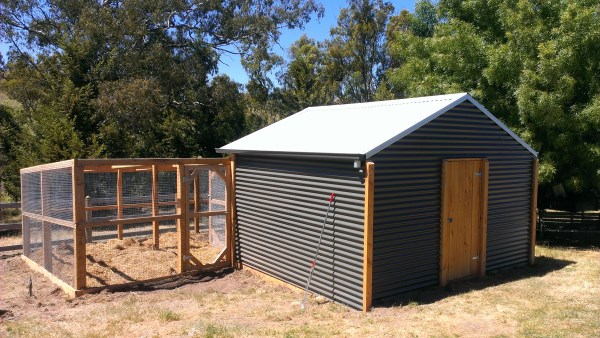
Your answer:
447;218;453;223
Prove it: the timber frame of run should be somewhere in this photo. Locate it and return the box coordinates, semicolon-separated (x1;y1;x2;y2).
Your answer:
20;158;235;297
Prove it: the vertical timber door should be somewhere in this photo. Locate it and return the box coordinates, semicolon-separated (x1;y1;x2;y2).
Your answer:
440;159;489;286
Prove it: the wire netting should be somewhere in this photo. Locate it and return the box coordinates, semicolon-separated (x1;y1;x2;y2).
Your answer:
209;214;227;250
22;166;75;287
122;171;152;218
85;172;117;220
209;169;227;250
21;172;41;214
49;223;74;287
21;168;73;220
158;171;177;215
23;215;43;264
43;168;73;221
21;161;230;291
22;217;75;287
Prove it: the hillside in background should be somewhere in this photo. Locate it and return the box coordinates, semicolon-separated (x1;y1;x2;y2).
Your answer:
0;91;20;110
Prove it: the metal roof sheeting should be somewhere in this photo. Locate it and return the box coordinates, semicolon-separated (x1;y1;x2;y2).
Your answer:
217;93;537;158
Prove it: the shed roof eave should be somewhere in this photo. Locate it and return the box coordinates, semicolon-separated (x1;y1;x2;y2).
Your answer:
215;148;366;161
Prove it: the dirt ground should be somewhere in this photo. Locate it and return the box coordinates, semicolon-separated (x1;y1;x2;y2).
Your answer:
1;244;599;337
23;231;224;288
85;232;224;287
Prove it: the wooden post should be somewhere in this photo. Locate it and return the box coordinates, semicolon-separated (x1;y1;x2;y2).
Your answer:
116;169;123;240
41;170;52;272
229;155;237;268
530;159;539;265
72;160;87;290
194;175;200;233
208;171;213;235
176;164;190;273
21;176;31;256
22;216;31;256
225;160;233;265
362;161;375;312
85;196;93;243
439;160;450;287
152;165;159;249
479;160;489;277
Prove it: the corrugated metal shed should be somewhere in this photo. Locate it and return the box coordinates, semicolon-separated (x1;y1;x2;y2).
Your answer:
234;156;365;310
217;93;537;158
218;92;538;312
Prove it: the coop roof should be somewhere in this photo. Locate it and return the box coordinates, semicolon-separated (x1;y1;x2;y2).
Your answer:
217;92;537;159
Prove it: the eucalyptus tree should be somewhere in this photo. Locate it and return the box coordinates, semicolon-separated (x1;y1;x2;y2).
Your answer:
0;0;323;157
323;0;394;103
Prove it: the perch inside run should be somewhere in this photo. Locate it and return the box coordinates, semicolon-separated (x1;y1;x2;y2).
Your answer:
20;158;234;297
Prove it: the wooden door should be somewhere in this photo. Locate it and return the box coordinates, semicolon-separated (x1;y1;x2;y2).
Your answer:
440;159;489;286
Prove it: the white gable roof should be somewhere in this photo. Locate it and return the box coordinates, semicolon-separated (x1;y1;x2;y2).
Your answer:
217;93;537;158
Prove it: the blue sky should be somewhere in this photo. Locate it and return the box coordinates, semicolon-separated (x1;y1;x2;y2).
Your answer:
0;1;417;85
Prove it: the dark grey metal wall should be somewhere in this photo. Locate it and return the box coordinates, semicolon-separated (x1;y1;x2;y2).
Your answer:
234;155;366;310
370;100;535;300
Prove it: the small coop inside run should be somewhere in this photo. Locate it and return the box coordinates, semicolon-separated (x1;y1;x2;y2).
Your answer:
20;158;233;296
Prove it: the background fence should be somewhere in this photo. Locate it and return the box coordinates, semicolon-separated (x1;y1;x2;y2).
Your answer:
538;209;600;234
0;202;22;252
19;158;233;296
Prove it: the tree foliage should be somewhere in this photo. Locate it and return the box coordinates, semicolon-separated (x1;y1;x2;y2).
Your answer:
0;104;20;197
323;0;394;103
382;0;600;204
278;35;329;112
0;0;321;198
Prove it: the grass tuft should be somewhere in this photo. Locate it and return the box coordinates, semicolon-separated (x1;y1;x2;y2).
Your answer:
158;309;181;322
187;321;235;338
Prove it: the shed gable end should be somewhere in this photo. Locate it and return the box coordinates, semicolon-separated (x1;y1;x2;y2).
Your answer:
370;100;535;300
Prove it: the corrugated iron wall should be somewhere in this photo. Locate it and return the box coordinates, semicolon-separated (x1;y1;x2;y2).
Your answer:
234;155;366;310
371;100;535;300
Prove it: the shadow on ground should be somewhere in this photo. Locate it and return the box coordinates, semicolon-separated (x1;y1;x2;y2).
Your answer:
375;253;576;307
86;267;235;294
537;231;600;248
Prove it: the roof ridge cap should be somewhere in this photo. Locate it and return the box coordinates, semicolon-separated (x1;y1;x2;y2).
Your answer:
310;94;465;111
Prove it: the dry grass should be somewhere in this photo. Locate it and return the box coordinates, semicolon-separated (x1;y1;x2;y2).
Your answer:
0;91;22;110
0;206;21;224
2;245;599;337
0;233;21;247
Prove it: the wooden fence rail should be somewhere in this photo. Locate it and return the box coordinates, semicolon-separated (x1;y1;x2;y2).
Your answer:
538;209;600;234
0;201;22;252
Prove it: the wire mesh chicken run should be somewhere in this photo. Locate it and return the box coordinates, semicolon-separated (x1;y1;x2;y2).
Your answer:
20;158;233;297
